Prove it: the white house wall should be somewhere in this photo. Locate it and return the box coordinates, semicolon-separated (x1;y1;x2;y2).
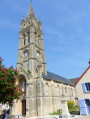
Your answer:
76;68;90;100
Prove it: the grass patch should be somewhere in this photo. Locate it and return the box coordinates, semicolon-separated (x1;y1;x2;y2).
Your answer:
49;106;80;115
50;112;62;115
49;109;62;115
50;112;61;115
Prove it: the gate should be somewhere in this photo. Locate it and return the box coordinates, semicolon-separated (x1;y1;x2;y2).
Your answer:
79;99;87;115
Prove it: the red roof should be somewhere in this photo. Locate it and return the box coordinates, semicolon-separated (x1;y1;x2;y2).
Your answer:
74;66;90;87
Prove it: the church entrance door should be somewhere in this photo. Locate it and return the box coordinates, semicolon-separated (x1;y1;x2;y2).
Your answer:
22;100;26;115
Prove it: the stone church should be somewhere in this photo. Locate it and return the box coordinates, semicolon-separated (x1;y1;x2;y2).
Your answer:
11;3;77;117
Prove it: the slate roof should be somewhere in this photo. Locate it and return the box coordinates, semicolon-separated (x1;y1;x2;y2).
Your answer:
42;71;73;86
69;78;79;86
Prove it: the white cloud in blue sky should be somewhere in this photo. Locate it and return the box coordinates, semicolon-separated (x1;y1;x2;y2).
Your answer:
0;0;90;79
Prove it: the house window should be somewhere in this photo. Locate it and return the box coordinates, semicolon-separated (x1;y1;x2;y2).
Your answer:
85;99;90;106
82;82;90;92
85;83;90;91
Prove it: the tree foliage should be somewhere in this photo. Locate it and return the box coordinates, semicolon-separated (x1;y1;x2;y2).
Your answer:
0;57;22;106
67;100;75;108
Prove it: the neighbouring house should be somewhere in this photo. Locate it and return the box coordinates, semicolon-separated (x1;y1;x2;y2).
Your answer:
74;61;90;115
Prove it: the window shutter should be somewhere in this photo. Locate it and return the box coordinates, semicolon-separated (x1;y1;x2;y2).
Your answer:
79;99;87;115
82;83;87;92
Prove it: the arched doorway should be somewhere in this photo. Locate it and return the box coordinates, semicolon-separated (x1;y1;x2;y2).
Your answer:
19;74;26;115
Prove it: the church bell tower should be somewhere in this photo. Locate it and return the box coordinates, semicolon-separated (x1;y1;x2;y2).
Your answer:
17;3;47;78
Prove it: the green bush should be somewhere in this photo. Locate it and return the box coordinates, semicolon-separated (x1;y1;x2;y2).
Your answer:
67;100;75;108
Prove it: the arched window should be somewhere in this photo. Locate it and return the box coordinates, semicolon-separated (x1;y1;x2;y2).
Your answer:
46;83;48;96
24;39;25;45
28;35;30;43
38;39;40;46
35;32;37;44
22;80;26;90
71;88;73;96
65;87;67;93
35;37;36;43
24;51;28;57
37;51;40;57
57;87;59;96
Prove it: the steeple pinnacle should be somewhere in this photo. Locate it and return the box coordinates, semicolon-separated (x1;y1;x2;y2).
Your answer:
28;3;35;18
21;16;25;22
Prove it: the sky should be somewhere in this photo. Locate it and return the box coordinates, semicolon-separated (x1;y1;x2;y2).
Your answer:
0;0;90;79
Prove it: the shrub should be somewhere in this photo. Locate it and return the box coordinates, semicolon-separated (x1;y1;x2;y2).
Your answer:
67;100;75;108
57;109;62;114
0;57;22;106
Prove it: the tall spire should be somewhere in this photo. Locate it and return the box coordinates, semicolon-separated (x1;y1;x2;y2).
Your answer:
28;3;35;18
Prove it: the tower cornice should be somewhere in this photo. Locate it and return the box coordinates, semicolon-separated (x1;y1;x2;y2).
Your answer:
18;43;44;51
20;23;43;35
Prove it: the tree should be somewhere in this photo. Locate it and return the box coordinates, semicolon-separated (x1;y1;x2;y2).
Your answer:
0;57;22;106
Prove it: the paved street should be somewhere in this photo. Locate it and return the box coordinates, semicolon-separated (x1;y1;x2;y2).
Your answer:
11;115;90;119
77;115;90;119
29;115;90;119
